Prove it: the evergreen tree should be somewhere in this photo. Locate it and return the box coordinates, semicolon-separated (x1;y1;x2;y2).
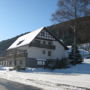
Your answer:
69;44;83;64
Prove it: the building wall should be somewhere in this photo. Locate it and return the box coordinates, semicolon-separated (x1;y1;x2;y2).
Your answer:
15;57;26;67
27;47;52;59
0;50;27;67
18;40;65;60
0;57;26;67
52;41;65;59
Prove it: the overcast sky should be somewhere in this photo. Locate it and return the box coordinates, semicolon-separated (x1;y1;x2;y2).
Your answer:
0;0;58;41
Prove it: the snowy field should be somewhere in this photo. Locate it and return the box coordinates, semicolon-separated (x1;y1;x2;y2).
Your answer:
0;59;90;90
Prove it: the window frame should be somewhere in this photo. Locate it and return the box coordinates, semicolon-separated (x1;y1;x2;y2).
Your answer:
48;51;52;56
17;40;24;45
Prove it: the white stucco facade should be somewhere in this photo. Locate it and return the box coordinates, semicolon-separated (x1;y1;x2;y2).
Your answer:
27;41;64;60
17;40;65;60
52;41;65;59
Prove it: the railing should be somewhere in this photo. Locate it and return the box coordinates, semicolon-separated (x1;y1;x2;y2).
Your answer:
29;42;55;49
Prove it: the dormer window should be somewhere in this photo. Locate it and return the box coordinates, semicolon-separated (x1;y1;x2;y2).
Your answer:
17;40;24;45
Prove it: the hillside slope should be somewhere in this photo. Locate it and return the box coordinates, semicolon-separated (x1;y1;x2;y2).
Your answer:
0;32;29;56
48;16;90;45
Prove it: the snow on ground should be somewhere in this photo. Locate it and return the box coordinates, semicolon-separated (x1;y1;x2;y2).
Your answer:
0;59;90;90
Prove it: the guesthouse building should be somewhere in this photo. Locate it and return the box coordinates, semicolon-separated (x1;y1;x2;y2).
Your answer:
0;27;68;68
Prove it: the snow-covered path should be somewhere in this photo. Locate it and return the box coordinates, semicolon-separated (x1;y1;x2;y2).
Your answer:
0;59;90;90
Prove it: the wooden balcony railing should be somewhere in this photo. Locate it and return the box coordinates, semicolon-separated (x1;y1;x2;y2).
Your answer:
29;42;55;49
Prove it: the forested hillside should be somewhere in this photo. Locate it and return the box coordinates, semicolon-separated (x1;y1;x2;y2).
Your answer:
0;32;29;56
48;16;90;45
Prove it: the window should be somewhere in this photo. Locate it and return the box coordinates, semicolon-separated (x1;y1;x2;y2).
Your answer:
42;50;46;54
35;40;40;44
19;60;23;65
17;40;24;45
9;61;12;65
41;32;45;36
48;51;51;56
37;61;45;65
43;41;46;44
48;41;52;45
4;61;6;66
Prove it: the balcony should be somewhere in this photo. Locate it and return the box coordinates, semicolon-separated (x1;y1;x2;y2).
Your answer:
29;42;55;50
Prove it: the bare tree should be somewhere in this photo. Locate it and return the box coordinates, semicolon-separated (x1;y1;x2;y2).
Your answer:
52;0;90;34
52;0;90;63
52;0;90;22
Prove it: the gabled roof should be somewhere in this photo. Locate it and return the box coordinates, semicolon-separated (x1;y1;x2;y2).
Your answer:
44;27;68;50
8;27;44;49
8;27;68;50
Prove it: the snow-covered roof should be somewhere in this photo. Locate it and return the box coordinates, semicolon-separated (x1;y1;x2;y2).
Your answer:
8;27;44;49
8;27;68;50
